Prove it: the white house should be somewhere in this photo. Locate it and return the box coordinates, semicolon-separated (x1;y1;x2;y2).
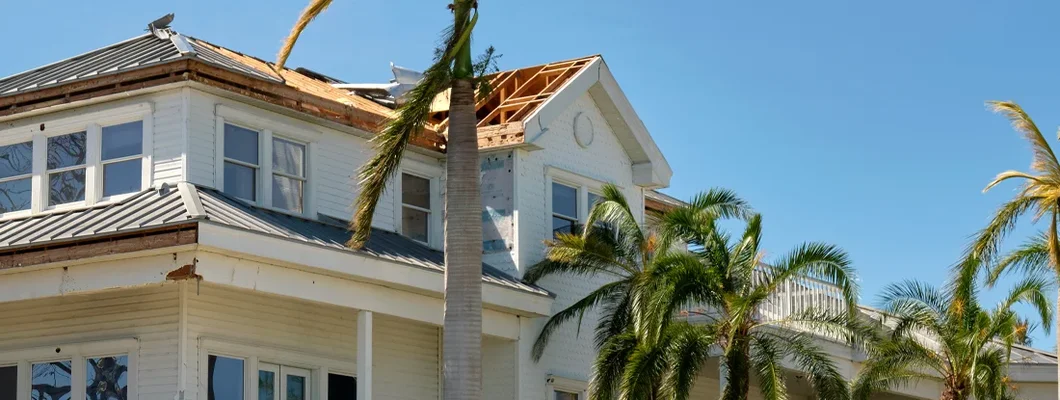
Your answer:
0;19;1053;400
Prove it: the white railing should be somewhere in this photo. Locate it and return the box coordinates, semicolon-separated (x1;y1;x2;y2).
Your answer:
680;266;847;326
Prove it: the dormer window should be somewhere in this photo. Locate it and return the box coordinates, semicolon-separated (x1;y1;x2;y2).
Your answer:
271;137;306;213
215;108;315;217
551;182;578;237
401;173;431;244
101;121;144;198
223;123;259;201
46;131;87;206
0;141;33;213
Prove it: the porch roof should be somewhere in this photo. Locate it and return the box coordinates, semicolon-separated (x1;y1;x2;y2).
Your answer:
0;182;550;297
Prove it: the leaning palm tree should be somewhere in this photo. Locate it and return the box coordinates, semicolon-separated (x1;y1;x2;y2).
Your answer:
276;1;492;398
968;101;1060;394
851;262;1053;400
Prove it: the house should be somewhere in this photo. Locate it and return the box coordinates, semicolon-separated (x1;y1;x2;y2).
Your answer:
0;17;1053;400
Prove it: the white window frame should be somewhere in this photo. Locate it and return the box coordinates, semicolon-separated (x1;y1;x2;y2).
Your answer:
215;104;319;218
0;139;36;218
199;337;354;400
270;136;310;214
0;102;153;218
395;159;442;249
547;375;587;400
0;338;139;400
544;167;613;239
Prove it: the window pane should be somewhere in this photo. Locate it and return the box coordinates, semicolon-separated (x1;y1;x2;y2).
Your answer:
259;370;276;400
208;355;244;400
86;356;128;400
0;141;32;179
0;365;15;400
101;121;143;160
103;159;142;197
224;124;259;164
272;175;303;213
327;374;356;400
552;216;575;237
0;178;31;213
286;375;306;400
49;169;86;206
401;174;430;209
552;183;577;218
47;132;87;170
32;360;72;400
588;193;602;209
402;206;429;243
555;391;579;400
224;162;256;201
272;138;305;177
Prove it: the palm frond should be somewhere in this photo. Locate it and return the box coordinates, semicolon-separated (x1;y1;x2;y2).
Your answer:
995;275;1054;332
523;231;636;284
348;56;452;248
749;335;788;400
967;184;1039;265
753;308;880;351
660;324;716;400
759;242;858;313
275;0;333;72
589;331;638;400
532;280;629;360
767;332;850;400
987;100;1060;177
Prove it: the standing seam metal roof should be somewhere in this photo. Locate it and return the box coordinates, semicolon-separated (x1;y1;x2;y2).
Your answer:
0;183;548;296
0;31;279;96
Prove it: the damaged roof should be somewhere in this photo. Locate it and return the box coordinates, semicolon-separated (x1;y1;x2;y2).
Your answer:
0;183;548;297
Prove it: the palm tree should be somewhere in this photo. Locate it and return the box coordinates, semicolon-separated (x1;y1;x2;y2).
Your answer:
527;186;865;400
851;261;1053;400
276;1;493;398
968;101;1060;390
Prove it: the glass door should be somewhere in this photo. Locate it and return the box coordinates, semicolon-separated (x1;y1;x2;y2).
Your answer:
280;366;311;400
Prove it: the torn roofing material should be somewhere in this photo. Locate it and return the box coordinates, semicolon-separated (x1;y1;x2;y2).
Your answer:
0;183;549;297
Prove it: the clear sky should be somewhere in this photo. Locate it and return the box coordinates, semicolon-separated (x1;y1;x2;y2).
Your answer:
4;0;1060;347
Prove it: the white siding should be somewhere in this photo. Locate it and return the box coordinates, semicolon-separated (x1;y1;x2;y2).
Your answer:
184;283;440;400
483;336;516;400
150;90;186;186
185;90;409;231
0;284;180;400
515;92;645;395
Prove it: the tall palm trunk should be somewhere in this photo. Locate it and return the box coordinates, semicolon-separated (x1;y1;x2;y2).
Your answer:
722;338;751;400
442;2;483;392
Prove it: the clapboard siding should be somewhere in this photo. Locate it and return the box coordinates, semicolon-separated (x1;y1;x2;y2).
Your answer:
184;284;440;400
0;284;180;400
483;336;516;400
151;90;186;186
186;90;403;231
186;90;217;186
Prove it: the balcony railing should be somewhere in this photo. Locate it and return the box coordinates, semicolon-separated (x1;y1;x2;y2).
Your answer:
680;266;848;326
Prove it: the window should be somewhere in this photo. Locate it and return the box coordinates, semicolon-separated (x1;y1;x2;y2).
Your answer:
223;124;259;201
256;363;310;400
328;374;356;400
208;355;244;400
272;137;306;213
100;121;143;198
0;365;14;400
31;360;72;400
86;355;129;400
551;182;578;237
47;131;87;206
0;141;32;213
555;391;579;400
401;173;431;243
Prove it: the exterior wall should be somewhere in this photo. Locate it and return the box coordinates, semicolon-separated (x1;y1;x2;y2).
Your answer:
0;284;180;400
183;283;441;400
483;336;517;400
185;89;446;236
513;91;646;395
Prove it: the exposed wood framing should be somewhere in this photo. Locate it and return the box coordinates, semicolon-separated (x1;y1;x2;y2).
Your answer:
429;56;597;149
0;224;198;270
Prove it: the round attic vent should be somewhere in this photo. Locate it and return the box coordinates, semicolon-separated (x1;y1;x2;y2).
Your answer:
573;112;594;148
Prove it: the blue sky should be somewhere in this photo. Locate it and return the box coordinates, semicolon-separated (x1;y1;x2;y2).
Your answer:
4;0;1060;347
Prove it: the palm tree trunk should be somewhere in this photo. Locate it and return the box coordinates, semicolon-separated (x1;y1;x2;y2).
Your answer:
721;341;751;400
442;75;483;399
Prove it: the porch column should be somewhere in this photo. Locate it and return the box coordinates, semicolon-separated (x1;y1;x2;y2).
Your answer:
358;310;373;400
